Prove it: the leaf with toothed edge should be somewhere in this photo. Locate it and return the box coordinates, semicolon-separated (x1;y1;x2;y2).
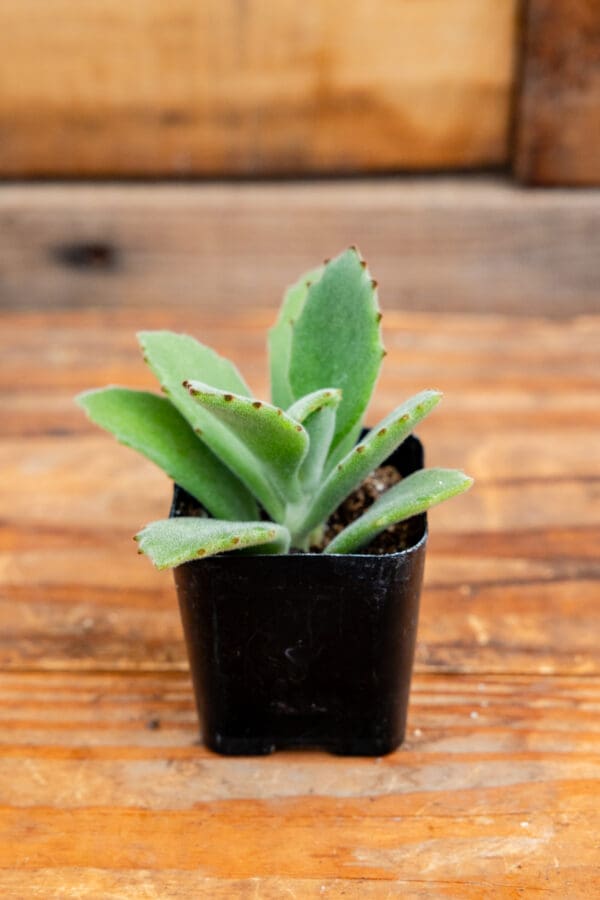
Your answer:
324;468;473;555
138;330;284;520
293;389;442;541
185;381;309;502
287;388;342;492
135;518;291;569
75;387;259;521
268;265;325;409
287;248;384;466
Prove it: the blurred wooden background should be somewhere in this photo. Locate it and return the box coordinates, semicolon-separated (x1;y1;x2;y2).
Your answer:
0;0;597;183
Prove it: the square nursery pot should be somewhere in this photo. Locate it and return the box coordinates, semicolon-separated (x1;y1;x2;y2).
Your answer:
170;435;427;756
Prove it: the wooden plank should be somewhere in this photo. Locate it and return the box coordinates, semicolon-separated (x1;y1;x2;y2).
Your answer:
0;1;516;177
0;671;598;895
1;180;600;317
0;874;517;900
1;307;599;674
515;0;600;185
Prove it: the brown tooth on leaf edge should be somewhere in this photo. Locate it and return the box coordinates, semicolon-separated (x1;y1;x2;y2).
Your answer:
252;401;262;409
196;548;206;557
355;445;365;453
223;394;234;401
295;425;303;432
323;257;330;264
377;427;387;436
371;279;378;289
230;537;241;545
376;312;383;323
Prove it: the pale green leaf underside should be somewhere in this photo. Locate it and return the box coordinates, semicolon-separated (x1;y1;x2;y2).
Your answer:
324;468;473;555
288;248;384;462
185;380;308;502
268;265;325;409
295;389;442;540
75;387;258;521
135;517;291;569
287;388;342;493
286;388;342;424
139;330;284;520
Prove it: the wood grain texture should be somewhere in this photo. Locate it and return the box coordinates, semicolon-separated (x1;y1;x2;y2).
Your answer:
0;1;517;177
515;0;600;185
1;180;599;894
0;671;599;896
1;179;600;317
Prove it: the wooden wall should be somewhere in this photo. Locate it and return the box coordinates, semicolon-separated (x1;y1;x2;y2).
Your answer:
514;0;600;185
0;0;517;176
2;179;598;317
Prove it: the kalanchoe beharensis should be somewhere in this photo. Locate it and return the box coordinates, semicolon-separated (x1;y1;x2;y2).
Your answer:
77;248;472;568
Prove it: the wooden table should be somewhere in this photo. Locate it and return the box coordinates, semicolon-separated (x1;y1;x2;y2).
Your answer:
1;181;599;897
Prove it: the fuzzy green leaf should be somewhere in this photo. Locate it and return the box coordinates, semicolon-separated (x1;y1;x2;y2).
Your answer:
135;518;291;569
76;387;259;521
268;265;325;409
293;389;442;540
324;468;473;555
287;388;342;492
185;381;308;502
139;330;283;520
139;330;251;396
288;248;384;463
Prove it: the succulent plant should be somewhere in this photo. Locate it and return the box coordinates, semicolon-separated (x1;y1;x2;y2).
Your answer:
77;248;472;567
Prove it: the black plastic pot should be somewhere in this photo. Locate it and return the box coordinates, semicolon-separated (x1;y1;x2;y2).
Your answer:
171;435;427;756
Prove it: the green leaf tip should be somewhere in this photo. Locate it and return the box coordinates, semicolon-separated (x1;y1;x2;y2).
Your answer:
135;517;291;569
324;468;473;555
287;248;384;463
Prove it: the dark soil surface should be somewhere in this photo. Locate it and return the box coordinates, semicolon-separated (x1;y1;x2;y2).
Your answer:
314;465;415;555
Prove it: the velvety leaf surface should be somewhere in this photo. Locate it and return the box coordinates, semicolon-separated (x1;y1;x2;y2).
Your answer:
268;265;324;409
288;248;384;462
185;381;308;502
75;387;258;521
139;330;250;396
139;330;283;519
294;389;442;540
135;518;291;569
287;389;342;492
324;468;473;554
